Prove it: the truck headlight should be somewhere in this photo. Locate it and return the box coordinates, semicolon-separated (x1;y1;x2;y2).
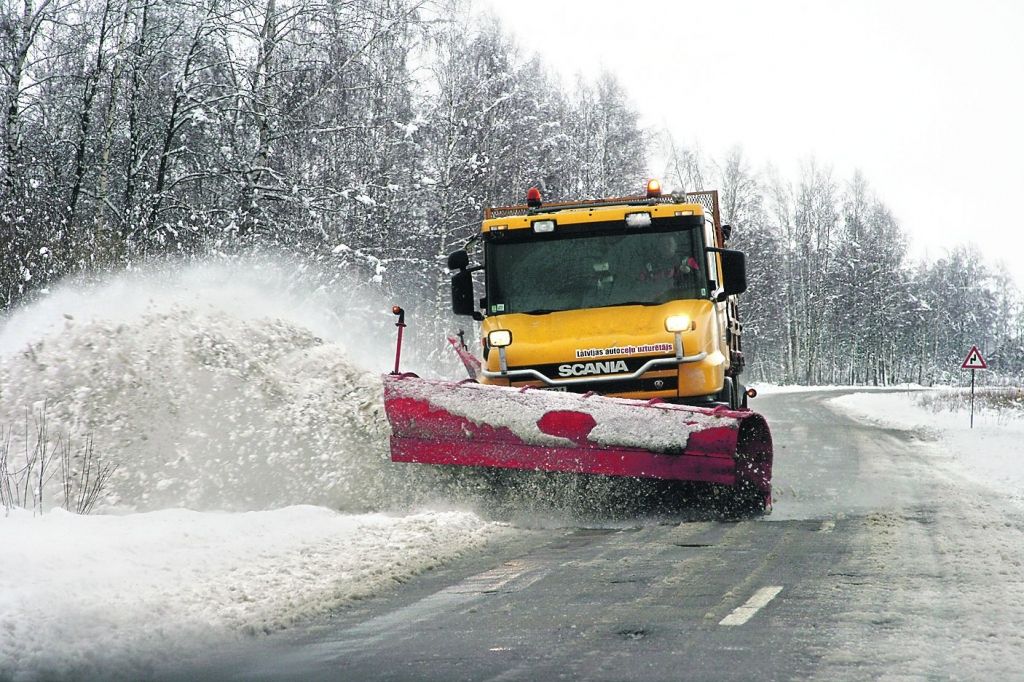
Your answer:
665;315;692;333
488;330;512;347
532;219;555;233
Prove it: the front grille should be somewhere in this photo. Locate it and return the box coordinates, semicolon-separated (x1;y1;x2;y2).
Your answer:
507;355;667;382
514;375;678;395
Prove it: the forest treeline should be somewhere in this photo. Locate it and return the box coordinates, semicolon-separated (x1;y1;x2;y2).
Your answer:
2;0;1021;384
692;153;1023;384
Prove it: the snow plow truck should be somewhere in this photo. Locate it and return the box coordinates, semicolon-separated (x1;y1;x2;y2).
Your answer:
383;182;773;514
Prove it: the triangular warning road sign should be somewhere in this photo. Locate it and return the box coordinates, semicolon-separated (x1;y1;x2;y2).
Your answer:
961;345;988;370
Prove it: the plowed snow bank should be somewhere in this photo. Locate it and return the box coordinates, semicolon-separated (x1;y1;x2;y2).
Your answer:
0;506;508;680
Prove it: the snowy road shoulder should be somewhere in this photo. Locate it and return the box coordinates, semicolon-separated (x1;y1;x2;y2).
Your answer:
827;390;1024;506
751;382;927;396
0;506;510;680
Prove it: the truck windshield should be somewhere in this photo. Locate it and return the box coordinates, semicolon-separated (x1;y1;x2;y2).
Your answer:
485;224;706;315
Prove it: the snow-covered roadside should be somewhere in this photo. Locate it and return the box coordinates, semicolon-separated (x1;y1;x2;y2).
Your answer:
0;263;516;680
752;382;926;395
828;391;1024;506
0;506;508;680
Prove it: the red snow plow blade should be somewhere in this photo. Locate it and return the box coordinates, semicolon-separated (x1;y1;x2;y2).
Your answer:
383;373;773;509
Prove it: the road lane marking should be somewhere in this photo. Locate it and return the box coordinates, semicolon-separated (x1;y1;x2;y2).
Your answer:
719;586;784;626
446;560;534;594
249;559;552;671
819;520;835;533
324;561;546;647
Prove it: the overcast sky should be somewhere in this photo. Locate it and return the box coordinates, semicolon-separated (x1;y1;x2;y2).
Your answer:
484;0;1024;287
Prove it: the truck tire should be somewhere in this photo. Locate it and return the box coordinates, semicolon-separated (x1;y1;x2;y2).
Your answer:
720;376;746;410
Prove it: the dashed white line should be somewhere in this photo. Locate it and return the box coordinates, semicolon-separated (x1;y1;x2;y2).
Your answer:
445;560;534;594
331;561;545;647
719;586;784;626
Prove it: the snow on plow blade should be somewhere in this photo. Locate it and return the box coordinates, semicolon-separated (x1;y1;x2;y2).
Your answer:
383;374;773;507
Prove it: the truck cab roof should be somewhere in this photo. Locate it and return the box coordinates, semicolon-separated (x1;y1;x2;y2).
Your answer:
481;192;720;243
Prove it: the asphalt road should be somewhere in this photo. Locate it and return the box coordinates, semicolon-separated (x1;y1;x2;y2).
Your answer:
178;390;1024;681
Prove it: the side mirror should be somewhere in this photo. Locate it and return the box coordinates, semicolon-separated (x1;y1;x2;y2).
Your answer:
718;249;747;296
452;269;479;318
447;249;469;271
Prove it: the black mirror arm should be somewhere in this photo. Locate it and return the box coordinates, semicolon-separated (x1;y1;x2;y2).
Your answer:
447;263;484;274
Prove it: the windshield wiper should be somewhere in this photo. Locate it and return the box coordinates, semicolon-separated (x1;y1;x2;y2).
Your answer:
596;301;661;308
516;303;658;315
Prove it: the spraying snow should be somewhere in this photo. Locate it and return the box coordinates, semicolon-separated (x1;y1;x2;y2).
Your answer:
0;261;438;512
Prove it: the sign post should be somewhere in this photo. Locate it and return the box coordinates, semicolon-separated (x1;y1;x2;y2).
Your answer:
960;345;988;428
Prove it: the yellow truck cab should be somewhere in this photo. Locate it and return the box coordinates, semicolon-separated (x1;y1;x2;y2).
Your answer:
448;184;750;409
